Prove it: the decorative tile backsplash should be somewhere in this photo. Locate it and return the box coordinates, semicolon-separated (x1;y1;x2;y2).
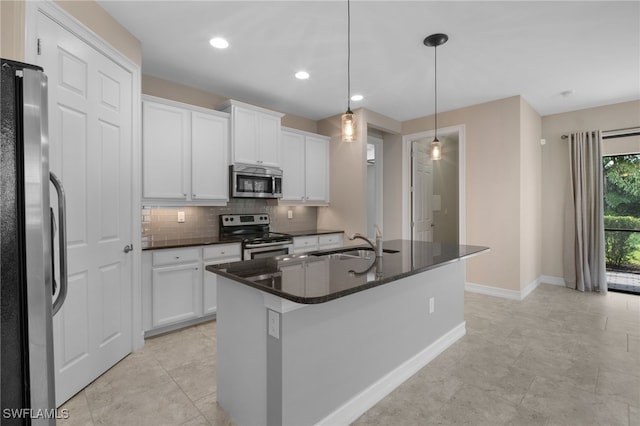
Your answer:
141;199;318;244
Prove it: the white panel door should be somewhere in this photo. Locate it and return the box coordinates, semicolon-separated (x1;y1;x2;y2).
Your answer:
412;141;433;242
281;131;305;201
142;101;189;199
37;12;133;406
305;136;329;202
191;111;228;200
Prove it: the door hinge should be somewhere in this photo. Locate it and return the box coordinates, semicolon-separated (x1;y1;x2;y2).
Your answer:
37;39;42;56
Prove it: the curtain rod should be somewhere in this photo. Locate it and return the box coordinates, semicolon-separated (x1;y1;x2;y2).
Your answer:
561;127;640;140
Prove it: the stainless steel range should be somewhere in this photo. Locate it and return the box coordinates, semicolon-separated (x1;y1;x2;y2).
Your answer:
220;214;293;260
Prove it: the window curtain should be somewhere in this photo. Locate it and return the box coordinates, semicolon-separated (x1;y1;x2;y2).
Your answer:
563;130;607;293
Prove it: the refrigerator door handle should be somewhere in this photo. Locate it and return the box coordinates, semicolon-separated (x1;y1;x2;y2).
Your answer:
50;172;68;316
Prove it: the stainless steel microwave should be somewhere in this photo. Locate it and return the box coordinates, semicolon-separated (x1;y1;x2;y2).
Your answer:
230;164;283;199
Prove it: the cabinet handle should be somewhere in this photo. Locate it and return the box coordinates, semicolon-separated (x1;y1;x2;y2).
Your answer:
195;267;198;270
221;251;225;255
193;194;196;198
183;193;187;197
301;196;304;200
175;256;180;259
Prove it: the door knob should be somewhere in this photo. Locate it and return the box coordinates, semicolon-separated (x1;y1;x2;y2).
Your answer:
123;244;134;253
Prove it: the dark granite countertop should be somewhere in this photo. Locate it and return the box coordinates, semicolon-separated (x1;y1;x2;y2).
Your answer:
141;236;244;250
279;229;343;237
206;239;489;304
142;229;344;251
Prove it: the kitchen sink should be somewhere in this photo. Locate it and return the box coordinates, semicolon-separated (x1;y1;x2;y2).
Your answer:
311;247;399;260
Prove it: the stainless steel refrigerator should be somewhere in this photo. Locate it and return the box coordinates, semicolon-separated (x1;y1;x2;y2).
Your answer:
1;58;67;425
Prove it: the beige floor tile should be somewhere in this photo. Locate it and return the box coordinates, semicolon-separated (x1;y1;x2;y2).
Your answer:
630;334;640;355
192;393;236;426
433;383;548;425
520;375;629;426
630;405;640;426
180;415;211;426
91;380;200;426
147;334;216;371
57;390;94;426
84;350;173;411
596;368;640;407
607;316;640;337
168;355;217;403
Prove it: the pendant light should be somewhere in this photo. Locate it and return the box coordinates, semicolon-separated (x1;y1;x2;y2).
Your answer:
423;33;448;160
341;0;355;142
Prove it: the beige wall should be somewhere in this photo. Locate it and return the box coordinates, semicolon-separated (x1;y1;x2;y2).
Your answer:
404;96;524;291
0;0;140;65
142;74;318;133
382;133;404;240
1;1;25;61
541;100;640;278
519;98;542;290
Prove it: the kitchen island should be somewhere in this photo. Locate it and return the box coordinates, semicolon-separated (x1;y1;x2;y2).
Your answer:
206;239;488;426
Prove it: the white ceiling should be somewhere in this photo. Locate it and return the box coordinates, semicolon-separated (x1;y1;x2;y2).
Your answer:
97;1;640;122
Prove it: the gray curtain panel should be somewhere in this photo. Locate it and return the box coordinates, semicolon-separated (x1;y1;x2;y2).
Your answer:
563;131;607;293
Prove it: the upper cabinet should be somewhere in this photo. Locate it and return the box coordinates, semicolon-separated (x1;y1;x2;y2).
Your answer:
218;100;284;168
142;95;229;205
281;127;330;204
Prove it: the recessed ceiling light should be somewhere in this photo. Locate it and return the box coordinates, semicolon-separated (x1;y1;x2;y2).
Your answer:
295;71;310;80
209;37;229;49
351;94;363;102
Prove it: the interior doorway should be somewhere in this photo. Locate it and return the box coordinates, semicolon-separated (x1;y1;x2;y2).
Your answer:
367;132;384;240
404;126;464;243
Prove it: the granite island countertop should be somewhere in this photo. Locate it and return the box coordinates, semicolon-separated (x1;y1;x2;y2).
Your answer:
206;239;489;304
141;229;344;250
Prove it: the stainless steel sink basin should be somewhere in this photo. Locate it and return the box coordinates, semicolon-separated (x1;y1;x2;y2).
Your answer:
311;247;399;259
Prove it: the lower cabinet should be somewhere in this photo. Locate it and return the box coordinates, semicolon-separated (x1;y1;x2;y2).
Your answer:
293;232;343;254
142;243;241;335
151;262;201;328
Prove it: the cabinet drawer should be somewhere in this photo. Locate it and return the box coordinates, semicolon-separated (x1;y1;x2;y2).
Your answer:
318;233;342;247
153;248;201;266
294;236;319;253
203;243;241;261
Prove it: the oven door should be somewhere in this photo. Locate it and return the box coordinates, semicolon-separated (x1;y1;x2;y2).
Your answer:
243;242;293;260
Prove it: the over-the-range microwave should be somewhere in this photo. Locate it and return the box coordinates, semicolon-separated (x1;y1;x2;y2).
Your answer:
230;164;283;199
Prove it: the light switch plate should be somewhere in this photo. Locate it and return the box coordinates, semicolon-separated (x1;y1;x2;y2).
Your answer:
429;297;435;314
287;210;293;219
177;211;185;223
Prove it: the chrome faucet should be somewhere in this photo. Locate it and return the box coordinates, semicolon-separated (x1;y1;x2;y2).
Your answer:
349;225;383;257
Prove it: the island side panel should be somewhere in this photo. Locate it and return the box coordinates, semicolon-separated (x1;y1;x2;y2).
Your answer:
280;261;465;426
216;276;267;426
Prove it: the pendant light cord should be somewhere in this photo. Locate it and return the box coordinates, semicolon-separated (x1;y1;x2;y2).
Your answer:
434;44;437;140
347;0;351;112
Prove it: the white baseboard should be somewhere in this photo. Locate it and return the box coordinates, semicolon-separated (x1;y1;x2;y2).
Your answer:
316;322;466;426
466;275;567;301
465;282;523;300
539;275;566;286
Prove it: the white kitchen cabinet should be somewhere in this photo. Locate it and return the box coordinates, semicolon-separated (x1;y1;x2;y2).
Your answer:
142;100;189;200
318;233;343;249
293;235;319;254
142;242;241;336
150;248;202;329
202;244;242;315
281;128;330;204
142;95;229;205
219;100;284;167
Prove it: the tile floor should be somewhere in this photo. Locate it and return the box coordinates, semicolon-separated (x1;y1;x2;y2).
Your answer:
59;284;640;426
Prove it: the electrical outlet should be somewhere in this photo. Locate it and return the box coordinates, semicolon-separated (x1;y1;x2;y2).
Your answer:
287;210;293;219
268;310;280;339
177;211;185;223
429;297;435;314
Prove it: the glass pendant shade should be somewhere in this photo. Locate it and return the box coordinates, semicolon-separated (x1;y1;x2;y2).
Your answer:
430;137;442;160
342;109;356;142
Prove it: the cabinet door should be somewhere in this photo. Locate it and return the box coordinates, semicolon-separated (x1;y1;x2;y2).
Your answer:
192;112;229;200
151;263;202;328
203;258;241;315
142;101;189;199
257;114;281;167
293;236;319;254
305;136;329;202
232;107;258;165
281;131;306;201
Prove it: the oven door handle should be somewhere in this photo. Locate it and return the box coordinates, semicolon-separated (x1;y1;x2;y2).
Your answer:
244;241;292;249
